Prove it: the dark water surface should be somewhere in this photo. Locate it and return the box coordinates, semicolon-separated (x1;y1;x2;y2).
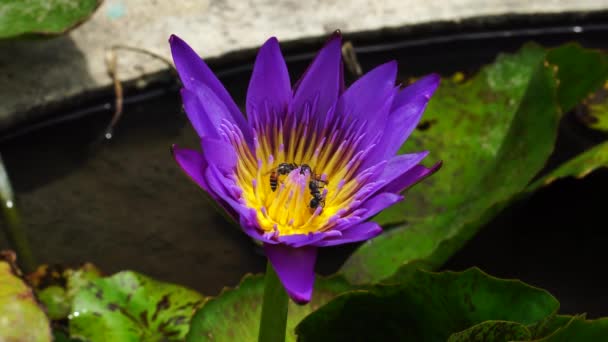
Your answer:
1;20;608;317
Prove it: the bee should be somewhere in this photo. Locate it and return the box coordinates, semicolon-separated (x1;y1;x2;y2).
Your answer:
269;162;297;191
308;178;327;209
309;190;326;209
277;162;298;175
299;164;313;176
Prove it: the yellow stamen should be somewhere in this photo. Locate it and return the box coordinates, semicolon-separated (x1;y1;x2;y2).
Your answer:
231;119;362;237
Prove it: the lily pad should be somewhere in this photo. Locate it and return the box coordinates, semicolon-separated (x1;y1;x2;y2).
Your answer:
341;43;558;283
341;43;608;284
545;43;608;113
447;321;532;342
296;268;559;342
32;263;102;321
0;0;101;39
0;250;52;342
69;271;206;341
582;83;608;133
187;274;353;341
534;315;608;341
528;140;608;191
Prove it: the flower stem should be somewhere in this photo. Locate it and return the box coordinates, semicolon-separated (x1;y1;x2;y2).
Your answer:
258;261;288;342
0;155;35;273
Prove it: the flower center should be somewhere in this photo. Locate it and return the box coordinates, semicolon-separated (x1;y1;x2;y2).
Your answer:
223;109;375;236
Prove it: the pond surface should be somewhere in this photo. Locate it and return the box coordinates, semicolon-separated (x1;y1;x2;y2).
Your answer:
1;21;607;316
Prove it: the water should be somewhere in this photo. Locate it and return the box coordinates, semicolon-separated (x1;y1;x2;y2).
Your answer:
0;21;607;316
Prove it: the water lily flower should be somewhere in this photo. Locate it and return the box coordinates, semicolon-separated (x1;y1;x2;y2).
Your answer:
169;33;440;304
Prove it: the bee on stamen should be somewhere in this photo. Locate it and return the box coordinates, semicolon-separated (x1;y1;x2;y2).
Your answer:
269;162;297;191
299;164;313;175
309;178;327;209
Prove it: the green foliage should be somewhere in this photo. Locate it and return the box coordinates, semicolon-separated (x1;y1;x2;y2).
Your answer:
0;252;51;341
534;315;608;341
38;285;70;320
296;268;558;342
528;140;608;190
0;0;101;39
69;271;206;341
187;274;353;341
546;43;608;112
447;321;532;342
32;263;102;321
4;41;608;341
584;85;608;133
341;43;608;285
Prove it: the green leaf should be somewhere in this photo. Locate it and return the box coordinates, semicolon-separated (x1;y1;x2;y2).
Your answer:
0;0;101;39
187;274;353;341
448;321;532;342
341;43;560;284
531;314;580;339
65;263;103;300
546;43;608;113
296;268;559;342
528;140;608;191
38;285;70;320
0;251;52;342
584;84;608;133
69;271;206;341
53;329;81;342
532;315;608;341
32;263;102;321
341;43;608;285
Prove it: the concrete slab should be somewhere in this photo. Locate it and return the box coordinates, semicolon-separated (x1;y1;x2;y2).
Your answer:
1;0;607;130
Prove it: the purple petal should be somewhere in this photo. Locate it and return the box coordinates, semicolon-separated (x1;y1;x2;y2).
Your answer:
277;231;331;248
204;165;251;219
381;161;443;193
171;148;239;220
313;222;382;247
180;85;229;140
200;138;237;173
291;33;343;123
338;61;397;132
378;152;429;187
169;35;252;145
355;152;429;204
239;219;278;245
171;145;208;192
392;73;440;110
355;192;404;223
263;244;317;304
380;73;440;159
247;37;291;127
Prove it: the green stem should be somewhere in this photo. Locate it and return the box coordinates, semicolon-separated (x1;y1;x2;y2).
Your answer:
0;155;36;273
258;261;289;342
1;203;36;273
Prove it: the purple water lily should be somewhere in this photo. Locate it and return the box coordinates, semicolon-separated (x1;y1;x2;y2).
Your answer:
169;33;440;304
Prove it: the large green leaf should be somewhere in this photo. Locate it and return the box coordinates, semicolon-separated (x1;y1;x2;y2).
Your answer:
583;84;608;133
532;315;608;341
341;43;608;284
0;251;52;342
341;43;559;284
69;271;206;341
296;268;559;342
187;274;353;341
545;43;608;113
0;0;101;39
448;321;532;342
528;140;608;191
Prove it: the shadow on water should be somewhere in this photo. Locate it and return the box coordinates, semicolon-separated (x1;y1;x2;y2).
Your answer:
0;16;607;316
